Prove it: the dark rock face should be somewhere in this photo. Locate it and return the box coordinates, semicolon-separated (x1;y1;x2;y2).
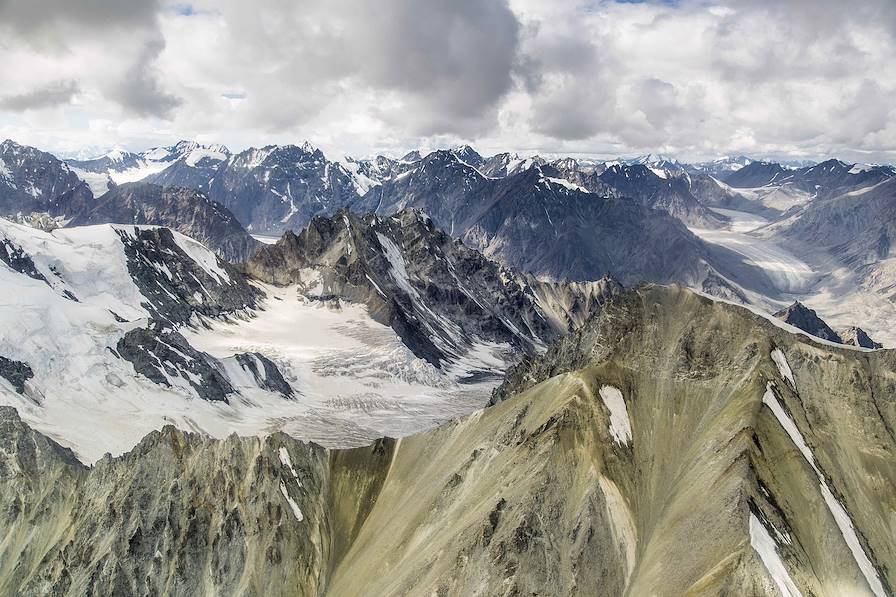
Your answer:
233;353;295;398
450;145;484;168
0;140;89;217
774;301;843;343
246;208;621;369
187;144;359;235
722;161;790;188
840;326;883;349
1;141;260;263
680;170;770;214
115;226;260;325
68;183;259;262
0;356;33;394
116;327;234;403
724;158;893;196
0;238;46;283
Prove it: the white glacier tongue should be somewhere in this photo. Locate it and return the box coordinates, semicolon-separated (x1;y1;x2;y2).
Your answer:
762;382;886;597
185;283;496;450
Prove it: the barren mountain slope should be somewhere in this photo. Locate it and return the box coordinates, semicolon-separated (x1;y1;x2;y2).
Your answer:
2;285;893;596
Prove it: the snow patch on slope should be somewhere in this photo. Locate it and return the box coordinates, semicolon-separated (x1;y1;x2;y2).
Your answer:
750;513;802;597
172;233;232;284
184;147;228;167
770;348;795;390
762;382;886;597
279;446;299;479
376;232;414;297
109;160;170;184
279;482;304;521
340;158;381;195
598;385;632;445
544;176;588;192
68;166;112;197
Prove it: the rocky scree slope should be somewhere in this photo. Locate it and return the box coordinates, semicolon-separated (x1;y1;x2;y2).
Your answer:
2;285;895;595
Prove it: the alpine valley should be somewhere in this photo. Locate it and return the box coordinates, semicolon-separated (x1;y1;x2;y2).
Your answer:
1;138;895;596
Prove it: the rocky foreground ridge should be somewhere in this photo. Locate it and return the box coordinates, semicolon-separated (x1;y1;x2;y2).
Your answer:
1;285;894;596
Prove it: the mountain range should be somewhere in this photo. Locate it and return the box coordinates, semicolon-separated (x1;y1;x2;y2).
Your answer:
2;134;896;595
4;137;896;341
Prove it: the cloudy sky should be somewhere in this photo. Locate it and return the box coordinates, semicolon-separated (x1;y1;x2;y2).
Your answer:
1;0;894;163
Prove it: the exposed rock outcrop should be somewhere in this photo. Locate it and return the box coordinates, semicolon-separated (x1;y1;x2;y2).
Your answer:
0;356;33;394
116;226;260;325
841;326;883;349
774;301;843;343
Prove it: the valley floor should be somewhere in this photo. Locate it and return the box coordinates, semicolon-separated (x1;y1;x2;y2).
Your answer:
690;208;896;347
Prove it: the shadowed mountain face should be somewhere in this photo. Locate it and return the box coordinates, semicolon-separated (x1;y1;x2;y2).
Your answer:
357;155;720;286
723;159;893;197
69;142;362;235
1;140;260;262
841;326;883;349
773;301;843;343
197;144;360;235
0;140;92;219
67;183;260;262
596;163;725;227
1;286;893;596
772;302;884;349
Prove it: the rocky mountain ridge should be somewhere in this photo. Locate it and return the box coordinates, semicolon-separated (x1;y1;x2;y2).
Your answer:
245;208;623;372
2;285;893;596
